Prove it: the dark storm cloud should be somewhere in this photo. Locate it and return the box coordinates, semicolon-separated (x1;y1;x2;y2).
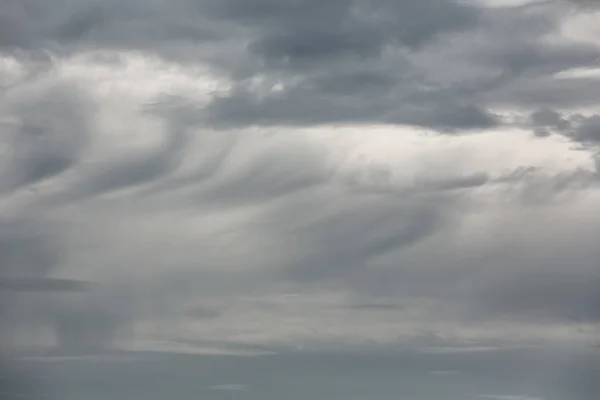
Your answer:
207;0;479;57
201;1;600;130
477;36;600;79
4;0;600;132
248;28;386;67
6;0;476;56
0;0;497;132
491;76;600;110
310;70;397;96
424;3;600;114
525;109;600;146
204;82;501;130
0;0;220;51
529;107;572;136
573;114;600;143
396;104;500;131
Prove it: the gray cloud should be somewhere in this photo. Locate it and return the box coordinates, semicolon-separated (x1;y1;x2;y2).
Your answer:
0;219;63;279
209;0;480;58
479;36;599;79
476;271;600;323
396;104;500;131
417;173;490;192
191;143;330;207
203;81;502;131
48;128;189;205
201;1;600;130
562;0;600;8
573;115;600;143
345;302;407;311
0;218;133;354
3;0;599;133
0;278;92;292
50;306;130;353
524;109;600;146
184;305;222;320
1;0;600;360
0;83;91;193
0;0;218;52
2;73;592;350
529;107;572;136
269;194;452;282
486;76;600;111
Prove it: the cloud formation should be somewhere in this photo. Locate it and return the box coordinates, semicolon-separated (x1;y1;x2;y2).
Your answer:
0;0;600;359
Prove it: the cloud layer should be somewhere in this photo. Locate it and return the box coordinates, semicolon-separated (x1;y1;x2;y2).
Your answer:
1;0;600;356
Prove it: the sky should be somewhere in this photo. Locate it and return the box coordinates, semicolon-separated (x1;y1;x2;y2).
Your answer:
1;0;600;359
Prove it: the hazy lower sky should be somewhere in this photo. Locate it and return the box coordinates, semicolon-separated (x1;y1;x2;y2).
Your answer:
1;0;600;360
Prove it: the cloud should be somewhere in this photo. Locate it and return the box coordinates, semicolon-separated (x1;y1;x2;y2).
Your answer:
573;114;600;143
45;127;189;205
523;109;600;147
210;0;480;57
0;218;64;278
0;0;478;58
199;1;600;130
529;107;572;136
0;278;92;292
3;0;599;132
0;81;91;193
209;384;249;392
276;195;450;282
562;0;600;9
398;105;500;131
184;305;222;320
470;271;600;323
345;302;407;311
1;0;600;357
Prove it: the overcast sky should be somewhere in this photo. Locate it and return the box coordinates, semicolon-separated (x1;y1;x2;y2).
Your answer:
1;0;600;355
